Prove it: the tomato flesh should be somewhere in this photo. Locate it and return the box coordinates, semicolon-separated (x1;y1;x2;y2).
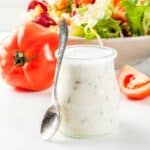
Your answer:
75;0;95;7
117;65;150;100
112;6;127;22
112;0;127;23
113;0;121;6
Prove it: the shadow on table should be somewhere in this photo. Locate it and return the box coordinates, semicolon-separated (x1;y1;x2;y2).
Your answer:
49;120;149;148
141;97;150;105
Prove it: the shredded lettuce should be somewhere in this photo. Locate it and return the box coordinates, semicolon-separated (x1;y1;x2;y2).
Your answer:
70;23;85;37
121;0;150;36
65;0;73;13
77;6;88;16
69;0;150;39
72;0;110;27
94;17;121;38
142;6;150;35
105;0;114;16
70;23;96;39
84;27;97;40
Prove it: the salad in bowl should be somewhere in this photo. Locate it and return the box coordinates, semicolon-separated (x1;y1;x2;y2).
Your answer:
25;0;150;67
26;0;150;39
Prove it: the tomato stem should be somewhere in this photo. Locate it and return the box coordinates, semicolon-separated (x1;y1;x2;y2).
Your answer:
14;51;26;66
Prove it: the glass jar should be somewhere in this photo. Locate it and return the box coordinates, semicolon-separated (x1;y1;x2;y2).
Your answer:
57;45;121;138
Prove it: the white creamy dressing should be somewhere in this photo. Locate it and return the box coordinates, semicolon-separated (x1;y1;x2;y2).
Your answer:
57;46;120;138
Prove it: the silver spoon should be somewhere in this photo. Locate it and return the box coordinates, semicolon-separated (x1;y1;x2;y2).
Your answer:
40;20;68;140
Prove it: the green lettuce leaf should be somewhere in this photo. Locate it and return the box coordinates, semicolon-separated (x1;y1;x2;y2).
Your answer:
65;0;73;13
77;6;88;16
84;27;96;40
142;6;150;35
94;17;121;38
121;0;148;36
70;23;85;37
105;0;114;16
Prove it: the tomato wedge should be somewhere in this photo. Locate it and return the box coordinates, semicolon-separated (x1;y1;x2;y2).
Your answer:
112;0;127;23
113;0;121;6
75;0;95;7
55;0;68;10
112;6;127;23
117;65;150;100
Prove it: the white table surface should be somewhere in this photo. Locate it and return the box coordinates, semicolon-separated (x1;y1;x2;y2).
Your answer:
0;33;150;150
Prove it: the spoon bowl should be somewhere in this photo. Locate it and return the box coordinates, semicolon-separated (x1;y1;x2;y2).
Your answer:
40;105;61;140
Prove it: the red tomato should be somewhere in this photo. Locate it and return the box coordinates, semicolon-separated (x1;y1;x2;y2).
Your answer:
55;0;68;10
117;65;150;100
75;0;95;7
112;0;127;23
0;22;59;91
33;13;57;27
27;0;48;12
113;0;121;6
112;6;127;22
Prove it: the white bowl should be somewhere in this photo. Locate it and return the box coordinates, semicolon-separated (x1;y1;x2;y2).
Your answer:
68;36;150;68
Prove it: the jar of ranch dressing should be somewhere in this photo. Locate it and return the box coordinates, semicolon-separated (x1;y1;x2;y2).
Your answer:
57;45;121;138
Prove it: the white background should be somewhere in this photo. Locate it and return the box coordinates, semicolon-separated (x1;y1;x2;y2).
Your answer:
0;0;29;7
0;0;30;31
0;0;30;8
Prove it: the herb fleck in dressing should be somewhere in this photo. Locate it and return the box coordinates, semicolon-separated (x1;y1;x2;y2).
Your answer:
57;45;120;138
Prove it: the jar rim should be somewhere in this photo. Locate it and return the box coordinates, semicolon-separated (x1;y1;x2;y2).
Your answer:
62;45;117;61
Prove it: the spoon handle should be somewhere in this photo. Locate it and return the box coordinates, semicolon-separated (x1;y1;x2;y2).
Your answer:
58;20;68;66
53;20;68;103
